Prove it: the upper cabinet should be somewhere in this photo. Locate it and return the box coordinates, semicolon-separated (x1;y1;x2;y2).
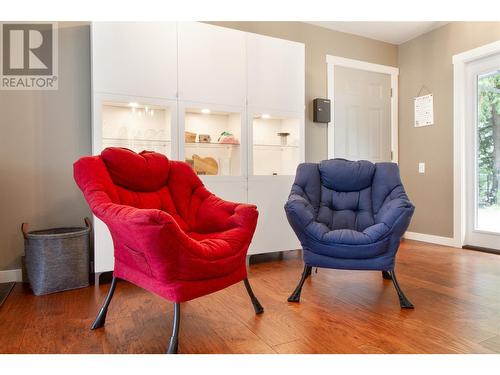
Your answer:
177;23;246;107
247;33;305;113
92;22;178;100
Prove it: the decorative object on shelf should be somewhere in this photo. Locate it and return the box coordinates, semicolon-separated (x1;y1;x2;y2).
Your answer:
185;158;194;168
185;131;197;143
218;131;240;145
192;154;218;175
22;219;91;296
277;132;290;146
198;134;212;143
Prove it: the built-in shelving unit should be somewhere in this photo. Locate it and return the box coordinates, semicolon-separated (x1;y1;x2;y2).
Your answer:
91;21;304;274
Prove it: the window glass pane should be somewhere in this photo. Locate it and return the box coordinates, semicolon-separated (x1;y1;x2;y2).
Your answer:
476;70;500;232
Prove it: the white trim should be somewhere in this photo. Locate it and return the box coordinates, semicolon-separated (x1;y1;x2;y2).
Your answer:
404;232;457;248
453;40;500;249
326;55;399;163
326;55;399;75
0;269;22;283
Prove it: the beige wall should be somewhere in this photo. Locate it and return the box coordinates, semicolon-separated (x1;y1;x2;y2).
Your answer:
209;22;398;162
0;22;92;270
399;22;500;237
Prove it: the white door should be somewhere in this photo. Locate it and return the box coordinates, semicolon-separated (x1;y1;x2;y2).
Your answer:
177;22;246;107
465;52;500;250
331;65;392;162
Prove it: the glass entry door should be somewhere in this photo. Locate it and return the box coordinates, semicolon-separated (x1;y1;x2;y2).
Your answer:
465;53;500;250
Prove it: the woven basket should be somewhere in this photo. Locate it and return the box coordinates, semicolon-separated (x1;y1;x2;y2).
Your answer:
22;218;91;295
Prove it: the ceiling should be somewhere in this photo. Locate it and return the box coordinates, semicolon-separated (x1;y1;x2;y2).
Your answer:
306;22;448;45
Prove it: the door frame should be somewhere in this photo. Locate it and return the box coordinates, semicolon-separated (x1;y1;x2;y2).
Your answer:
453;40;500;249
326;55;399;162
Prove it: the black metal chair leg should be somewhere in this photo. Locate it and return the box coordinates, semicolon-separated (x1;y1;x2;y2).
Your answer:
167;303;181;354
91;276;118;330
382;270;392;280
243;278;264;314
388;270;414;309
287;265;312;303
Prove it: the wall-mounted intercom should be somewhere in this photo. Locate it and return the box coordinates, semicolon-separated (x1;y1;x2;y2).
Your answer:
313;98;331;123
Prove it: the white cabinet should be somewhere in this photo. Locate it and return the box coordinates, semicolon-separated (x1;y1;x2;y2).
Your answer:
91;22;304;274
247;108;305;255
178;22;246;107
92;22;177;99
93;217;114;274
247;33;305;113
203;177;248;205
248;176;301;254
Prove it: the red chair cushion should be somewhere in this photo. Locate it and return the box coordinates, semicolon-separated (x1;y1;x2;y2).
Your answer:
102;148;170;192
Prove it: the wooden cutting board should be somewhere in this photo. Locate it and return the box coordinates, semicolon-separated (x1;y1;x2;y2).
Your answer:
192;154;218;175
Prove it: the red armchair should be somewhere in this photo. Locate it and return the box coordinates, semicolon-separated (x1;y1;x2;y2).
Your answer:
74;147;263;353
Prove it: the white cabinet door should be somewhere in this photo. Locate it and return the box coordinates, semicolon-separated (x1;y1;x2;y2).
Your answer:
92;22;177;100
247;176;300;254
178;22;246;107
93;216;115;273
202;177;247;204
247;33;305;113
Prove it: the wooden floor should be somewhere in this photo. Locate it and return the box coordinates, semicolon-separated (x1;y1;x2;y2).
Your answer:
1;239;500;354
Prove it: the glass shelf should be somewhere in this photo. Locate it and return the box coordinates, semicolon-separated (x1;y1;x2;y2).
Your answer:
254;144;299;149
101;101;172;157
184;108;242;176
253;114;300;176
185;142;240;149
103;137;171;143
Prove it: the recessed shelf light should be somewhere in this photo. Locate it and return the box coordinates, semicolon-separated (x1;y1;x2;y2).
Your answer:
261;114;271;119
201;108;211;114
128;102;139;108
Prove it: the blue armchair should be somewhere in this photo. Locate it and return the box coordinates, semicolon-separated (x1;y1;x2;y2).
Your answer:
284;159;415;308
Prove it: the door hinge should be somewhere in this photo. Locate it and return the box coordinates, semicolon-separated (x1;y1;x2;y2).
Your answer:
390;88;393;97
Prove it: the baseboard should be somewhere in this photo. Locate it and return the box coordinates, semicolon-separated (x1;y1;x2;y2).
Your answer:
0;269;22;283
404;232;457;247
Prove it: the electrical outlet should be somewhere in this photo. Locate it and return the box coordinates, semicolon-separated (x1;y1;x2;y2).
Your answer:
418;162;425;174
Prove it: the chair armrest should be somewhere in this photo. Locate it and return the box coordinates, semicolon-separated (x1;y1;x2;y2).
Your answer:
94;202;189;274
194;194;258;234
375;198;415;230
284;194;316;229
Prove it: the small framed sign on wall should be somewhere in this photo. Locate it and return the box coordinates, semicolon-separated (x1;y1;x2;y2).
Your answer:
414;93;434;127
